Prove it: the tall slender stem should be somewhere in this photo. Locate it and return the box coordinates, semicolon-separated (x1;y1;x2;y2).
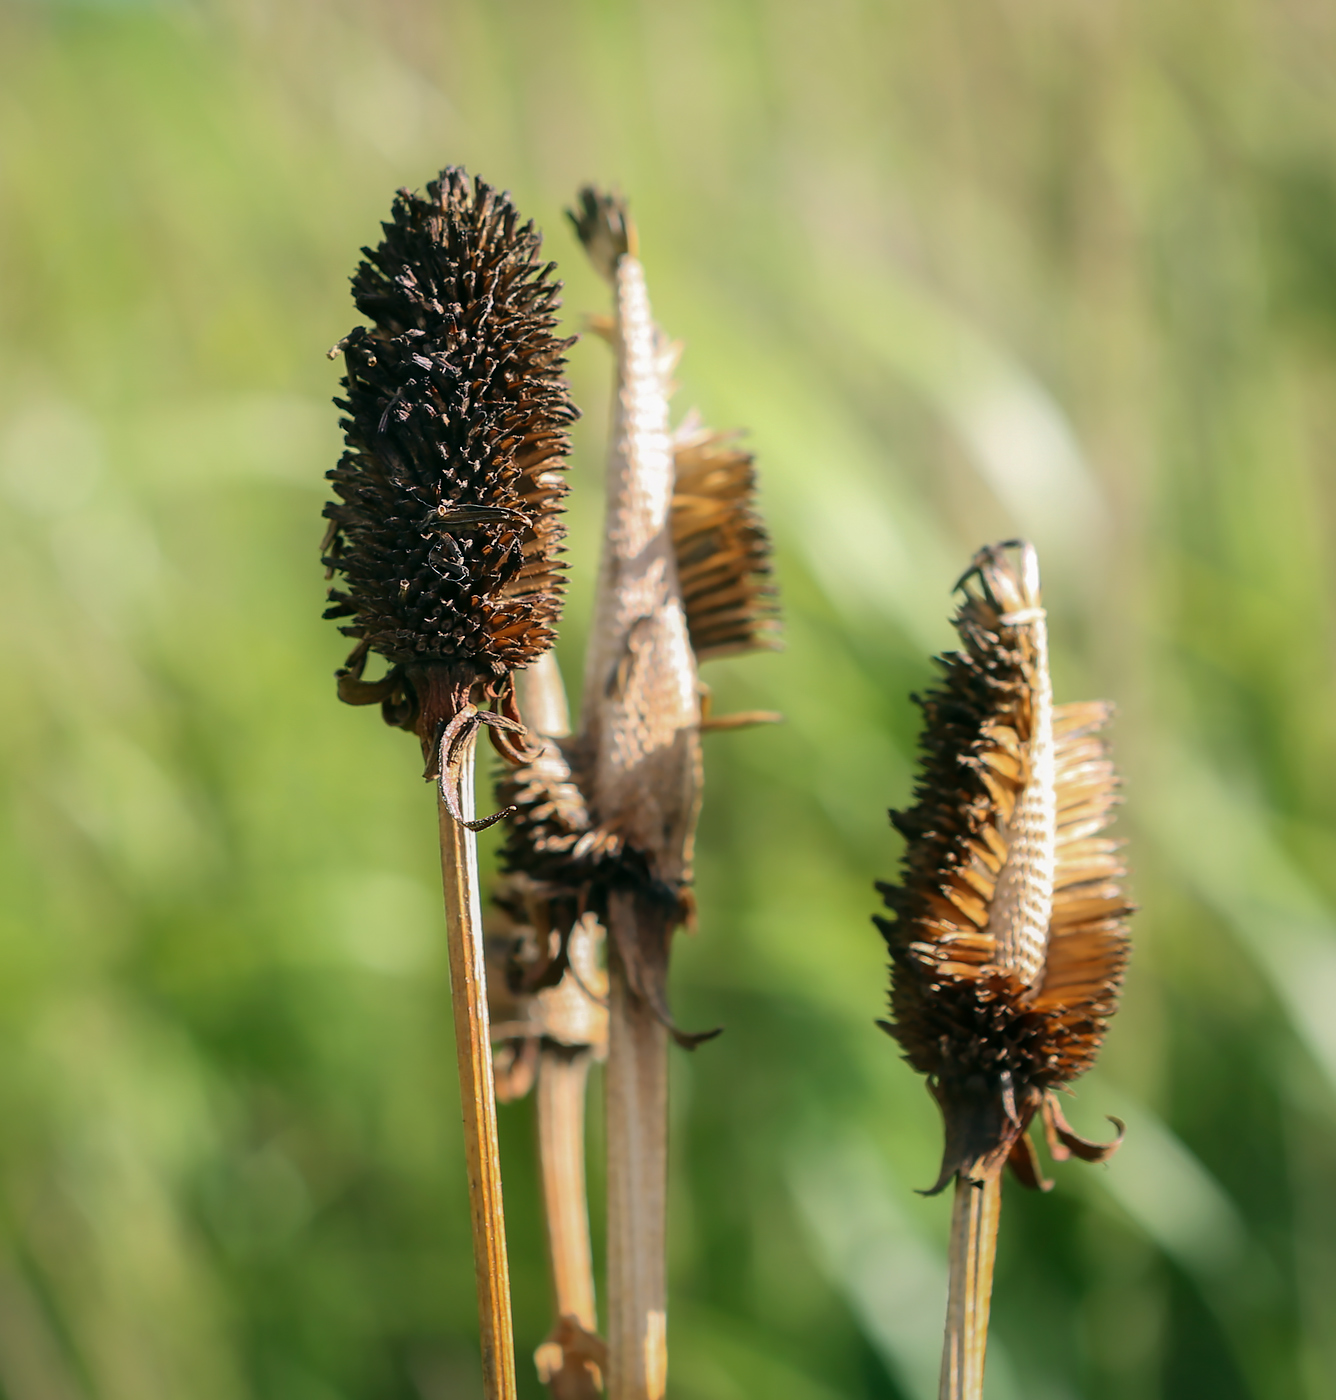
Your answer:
605;899;669;1400
436;731;518;1400
939;1170;1002;1400
538;1047;597;1329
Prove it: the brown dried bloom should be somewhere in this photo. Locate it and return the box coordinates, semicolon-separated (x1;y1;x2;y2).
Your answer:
322;167;577;777
876;541;1132;1193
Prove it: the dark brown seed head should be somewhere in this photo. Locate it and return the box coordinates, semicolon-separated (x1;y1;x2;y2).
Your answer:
322;168;577;718
876;542;1132;1192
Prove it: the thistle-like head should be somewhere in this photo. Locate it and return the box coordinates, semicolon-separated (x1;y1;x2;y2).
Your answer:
877;541;1132;1191
322;168;577;737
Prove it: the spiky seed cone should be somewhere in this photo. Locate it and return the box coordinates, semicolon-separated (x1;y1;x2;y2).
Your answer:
323;166;577;735
876;541;1132;1193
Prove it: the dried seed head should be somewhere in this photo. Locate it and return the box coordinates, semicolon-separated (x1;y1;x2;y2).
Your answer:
671;419;781;663
322;168;577;708
876;541;1132;1191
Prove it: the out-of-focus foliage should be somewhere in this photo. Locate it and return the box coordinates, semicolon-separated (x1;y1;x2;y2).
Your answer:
2;1;1336;1397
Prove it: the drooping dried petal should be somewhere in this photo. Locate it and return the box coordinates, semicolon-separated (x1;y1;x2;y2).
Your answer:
322;168;577;709
670;418;781;663
876;541;1132;1191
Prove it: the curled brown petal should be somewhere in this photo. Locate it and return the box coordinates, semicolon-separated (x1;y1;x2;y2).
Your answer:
1005;1131;1053;1193
335;640;398;705
484;710;539;766
607;891;722;1050
1041;1093;1125;1164
436;708;521;833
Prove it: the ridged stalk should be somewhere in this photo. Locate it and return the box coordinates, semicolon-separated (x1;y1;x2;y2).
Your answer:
605;906;669;1400
538;1047;597;1331
939;1171;1001;1400
437;733;517;1400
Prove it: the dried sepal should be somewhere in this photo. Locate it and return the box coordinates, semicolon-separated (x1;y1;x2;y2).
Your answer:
671;417;781;663
322;167;577;722
876;541;1132;1192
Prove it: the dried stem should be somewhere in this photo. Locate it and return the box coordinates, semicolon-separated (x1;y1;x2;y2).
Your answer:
436;731;518;1400
517;656;599;1334
512;654;608;1399
939;1170;1002;1400
538;1047;598;1329
605;900;669;1400
534;1041;605;1400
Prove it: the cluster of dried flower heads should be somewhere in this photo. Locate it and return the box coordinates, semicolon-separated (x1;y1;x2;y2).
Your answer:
318;169;1128;1400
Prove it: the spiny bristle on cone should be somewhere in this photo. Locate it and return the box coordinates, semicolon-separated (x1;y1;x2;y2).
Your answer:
322;167;577;708
671;419;781;663
875;541;1132;1193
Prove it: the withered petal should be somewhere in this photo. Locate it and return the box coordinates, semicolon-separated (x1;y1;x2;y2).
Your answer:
1006;1130;1054;1192
1041;1094;1125;1164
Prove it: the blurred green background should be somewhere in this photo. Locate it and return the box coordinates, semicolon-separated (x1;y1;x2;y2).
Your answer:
3;1;1336;1396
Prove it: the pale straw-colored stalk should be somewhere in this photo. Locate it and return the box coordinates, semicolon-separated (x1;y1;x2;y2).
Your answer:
604;912;669;1400
435;734;518;1400
572;192;697;1400
939;1171;1002;1400
515;656;609;1399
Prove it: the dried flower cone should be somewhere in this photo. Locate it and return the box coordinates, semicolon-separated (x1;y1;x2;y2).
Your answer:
877;540;1131;1191
566;185;781;1400
321;168;578;1400
570;188;700;911
875;541;1132;1400
324;166;576;747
